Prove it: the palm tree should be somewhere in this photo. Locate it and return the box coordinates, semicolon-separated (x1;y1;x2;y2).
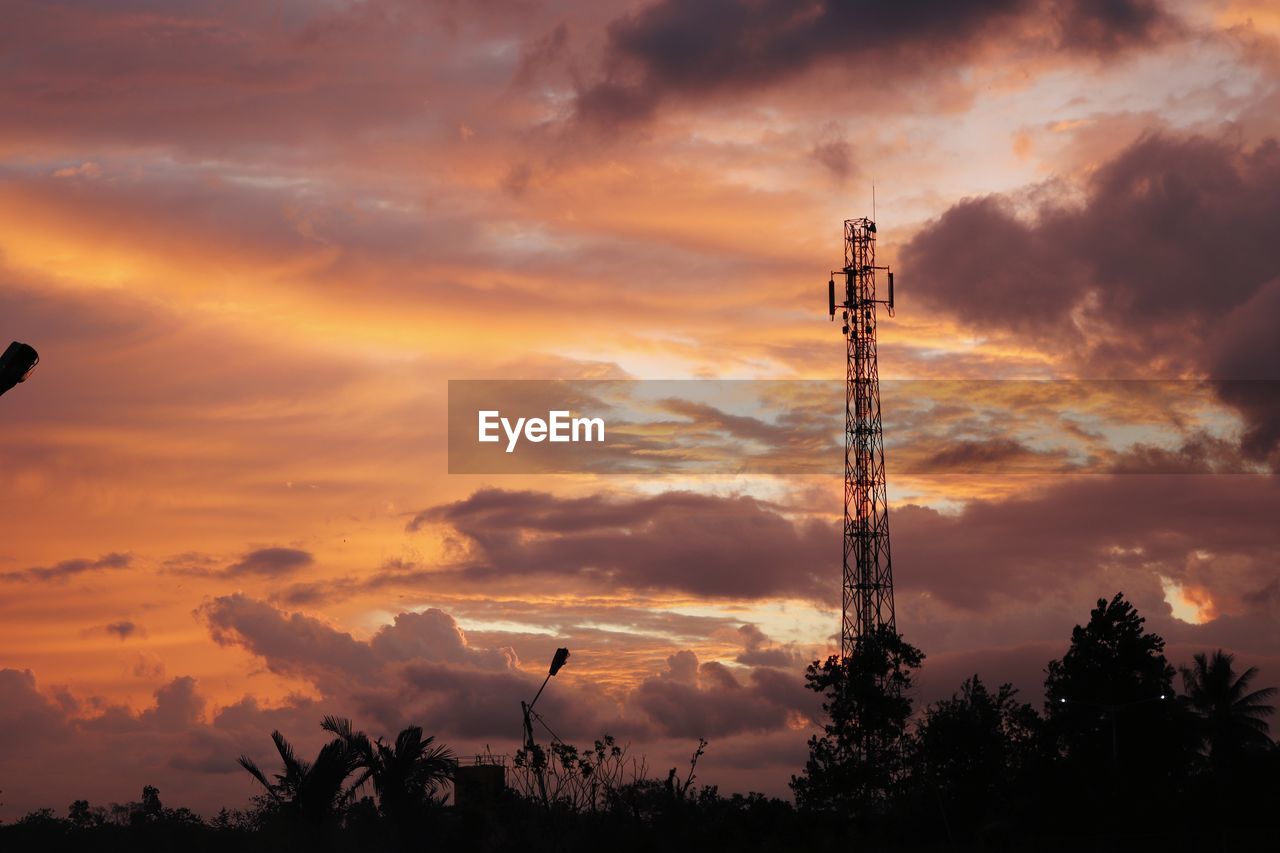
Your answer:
322;716;454;842
1180;650;1277;761
238;729;362;827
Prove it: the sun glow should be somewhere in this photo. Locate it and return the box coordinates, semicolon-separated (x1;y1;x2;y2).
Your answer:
1159;576;1216;625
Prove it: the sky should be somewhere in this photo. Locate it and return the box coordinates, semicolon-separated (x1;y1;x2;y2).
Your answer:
2;0;1280;818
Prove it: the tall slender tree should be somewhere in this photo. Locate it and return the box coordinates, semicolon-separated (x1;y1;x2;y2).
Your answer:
791;626;923;816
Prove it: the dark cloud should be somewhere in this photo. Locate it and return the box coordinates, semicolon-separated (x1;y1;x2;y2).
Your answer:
199;596;559;739
201;593;380;681
900;195;1083;335
905;137;1279;339
1106;431;1252;475
917;437;1072;473
386;661;609;740
408;488;833;601
0;669;293;817
893;473;1280;627
811;135;853;183
199;594;812;745
369;609;518;671
201;594;518;688
1054;0;1168;54
576;0;1177;126
734;624;803;669
633;650;815;738
1209;281;1280;460
0;669;69;749
0;552;130;582
632;653;763;738
105;620;142;640
140;676;206;731
225;547;314;577
903;133;1280;459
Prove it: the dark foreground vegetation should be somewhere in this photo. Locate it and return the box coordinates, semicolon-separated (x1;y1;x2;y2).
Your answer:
2;593;1276;852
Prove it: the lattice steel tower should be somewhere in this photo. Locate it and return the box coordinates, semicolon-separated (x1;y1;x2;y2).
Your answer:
827;218;895;659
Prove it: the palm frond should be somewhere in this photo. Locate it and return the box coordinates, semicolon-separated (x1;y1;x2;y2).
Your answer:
348;767;374;794
237;756;280;801
321;715;355;740
395;725;424;759
322;716;375;764
1236;686;1278;710
271;730;299;772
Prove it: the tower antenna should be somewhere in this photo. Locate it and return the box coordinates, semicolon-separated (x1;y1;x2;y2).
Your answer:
826;218;896;660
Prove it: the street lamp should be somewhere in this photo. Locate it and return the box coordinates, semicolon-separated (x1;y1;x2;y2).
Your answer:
521;647;570;805
0;341;39;398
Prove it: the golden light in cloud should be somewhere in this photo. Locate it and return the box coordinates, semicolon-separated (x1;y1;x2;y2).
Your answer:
1159;575;1217;625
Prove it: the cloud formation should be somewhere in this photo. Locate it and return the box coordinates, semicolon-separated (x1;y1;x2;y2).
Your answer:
199;595;811;744
409;488;833;600
884;473;1280;697
903;132;1280;459
575;0;1178;126
224;547;314;577
634;650;813;738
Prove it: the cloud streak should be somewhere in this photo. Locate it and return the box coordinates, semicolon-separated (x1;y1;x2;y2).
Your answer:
1;552;131;582
574;0;1180;127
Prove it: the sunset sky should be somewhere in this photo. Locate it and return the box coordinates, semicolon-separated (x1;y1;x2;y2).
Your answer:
3;0;1280;818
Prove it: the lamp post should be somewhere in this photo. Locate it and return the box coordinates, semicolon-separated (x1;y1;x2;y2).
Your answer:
0;341;39;398
522;647;570;805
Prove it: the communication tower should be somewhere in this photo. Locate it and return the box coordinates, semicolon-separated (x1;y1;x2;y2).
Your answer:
827;218;896;659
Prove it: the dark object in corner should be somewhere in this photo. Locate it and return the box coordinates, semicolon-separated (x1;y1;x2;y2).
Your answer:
0;341;39;397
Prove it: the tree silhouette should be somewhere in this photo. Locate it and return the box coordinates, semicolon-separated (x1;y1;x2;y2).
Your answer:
237;730;361;829
910;675;1040;840
1045;593;1176;709
791;625;923;816
67;799;105;829
1043;593;1194;827
139;785;163;823
1180;650;1276;762
321;716;454;847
